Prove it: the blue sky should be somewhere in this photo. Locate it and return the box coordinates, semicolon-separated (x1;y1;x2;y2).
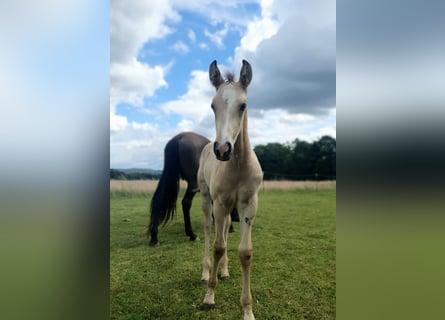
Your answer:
118;10;252;125
0;0;109;179
111;0;336;169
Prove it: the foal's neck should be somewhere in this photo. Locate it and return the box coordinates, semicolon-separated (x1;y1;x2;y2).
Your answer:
232;113;251;167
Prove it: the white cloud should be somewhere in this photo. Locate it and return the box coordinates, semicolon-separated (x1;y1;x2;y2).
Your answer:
130;122;159;131
176;119;195;132
110;0;179;123
161;70;214;119
248;107;336;146
110;0;183;169
110;112;128;135
171;40;190;54
204;23;230;48
110;58;167;108
110;0;179;63
238;17;279;52
110;119;186;169
188;29;196;43
199;42;209;50
238;4;279;53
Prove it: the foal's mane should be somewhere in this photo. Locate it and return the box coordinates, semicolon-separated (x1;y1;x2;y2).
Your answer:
224;71;235;83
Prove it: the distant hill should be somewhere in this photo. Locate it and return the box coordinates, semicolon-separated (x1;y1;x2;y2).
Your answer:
110;168;162;180
119;168;162;175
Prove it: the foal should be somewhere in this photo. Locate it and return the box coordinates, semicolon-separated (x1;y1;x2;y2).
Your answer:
198;60;262;320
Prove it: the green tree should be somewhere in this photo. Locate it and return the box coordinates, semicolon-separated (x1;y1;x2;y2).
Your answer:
289;139;313;179
110;169;126;180
313;136;336;179
254;143;291;180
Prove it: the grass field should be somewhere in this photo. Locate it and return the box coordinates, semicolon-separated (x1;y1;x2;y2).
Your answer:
110;182;336;319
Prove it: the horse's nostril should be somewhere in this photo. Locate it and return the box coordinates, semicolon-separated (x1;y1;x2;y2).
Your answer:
213;142;231;160
218;143;229;155
213;142;220;157
225;143;232;156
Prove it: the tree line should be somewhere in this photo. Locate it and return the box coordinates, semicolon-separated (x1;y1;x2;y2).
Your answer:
110;135;336;181
253;135;336;180
110;169;161;180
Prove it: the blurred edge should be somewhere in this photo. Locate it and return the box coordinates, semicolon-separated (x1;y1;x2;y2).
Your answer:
338;0;445;319
2;1;445;319
0;1;109;319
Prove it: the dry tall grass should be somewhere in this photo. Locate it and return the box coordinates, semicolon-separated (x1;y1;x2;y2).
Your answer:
262;180;336;190
110;179;335;194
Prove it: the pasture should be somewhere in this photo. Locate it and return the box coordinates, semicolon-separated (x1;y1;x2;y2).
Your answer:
110;181;336;319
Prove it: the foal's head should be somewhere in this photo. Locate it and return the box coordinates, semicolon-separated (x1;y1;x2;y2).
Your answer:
208;60;252;161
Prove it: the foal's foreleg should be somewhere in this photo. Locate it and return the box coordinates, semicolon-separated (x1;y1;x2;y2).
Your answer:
219;213;231;279
202;203;226;307
238;196;258;320
200;189;212;283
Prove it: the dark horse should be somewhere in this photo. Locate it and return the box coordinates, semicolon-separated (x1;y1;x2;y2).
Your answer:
147;132;238;246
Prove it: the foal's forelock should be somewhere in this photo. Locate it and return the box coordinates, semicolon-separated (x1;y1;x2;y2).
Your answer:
224;71;235;83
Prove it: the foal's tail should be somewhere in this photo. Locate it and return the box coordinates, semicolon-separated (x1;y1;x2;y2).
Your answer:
147;135;181;237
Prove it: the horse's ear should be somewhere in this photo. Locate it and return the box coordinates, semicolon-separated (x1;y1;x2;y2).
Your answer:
239;60;252;89
209;60;224;89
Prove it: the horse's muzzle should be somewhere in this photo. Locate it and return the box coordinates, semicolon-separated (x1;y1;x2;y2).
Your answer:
213;142;231;161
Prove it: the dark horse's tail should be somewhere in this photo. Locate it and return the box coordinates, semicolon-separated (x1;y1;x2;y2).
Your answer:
147;136;181;237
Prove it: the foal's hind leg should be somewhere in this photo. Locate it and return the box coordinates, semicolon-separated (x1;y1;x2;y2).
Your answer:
182;187;198;241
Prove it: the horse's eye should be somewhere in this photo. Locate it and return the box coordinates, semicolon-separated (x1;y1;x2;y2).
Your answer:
211;104;215;110
239;103;247;112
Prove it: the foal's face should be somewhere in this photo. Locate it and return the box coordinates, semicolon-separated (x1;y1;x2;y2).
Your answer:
208;60;252;161
211;83;247;161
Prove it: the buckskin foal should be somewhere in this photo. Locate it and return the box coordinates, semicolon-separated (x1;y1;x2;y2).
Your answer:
198;60;262;320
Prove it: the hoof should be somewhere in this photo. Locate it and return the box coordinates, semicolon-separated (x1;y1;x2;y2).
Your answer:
220;275;230;281
149;241;160;247
200;279;208;285
189;234;199;241
200;303;215;311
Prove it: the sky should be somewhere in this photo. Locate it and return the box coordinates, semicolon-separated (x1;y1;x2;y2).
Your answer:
110;0;336;170
0;0;109;179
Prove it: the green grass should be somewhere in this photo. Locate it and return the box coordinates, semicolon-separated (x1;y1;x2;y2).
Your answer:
110;189;336;319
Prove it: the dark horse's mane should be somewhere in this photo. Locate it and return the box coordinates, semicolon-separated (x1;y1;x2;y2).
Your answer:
225;71;235;83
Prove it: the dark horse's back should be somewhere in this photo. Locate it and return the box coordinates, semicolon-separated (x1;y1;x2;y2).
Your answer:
177;132;210;190
148;132;209;245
